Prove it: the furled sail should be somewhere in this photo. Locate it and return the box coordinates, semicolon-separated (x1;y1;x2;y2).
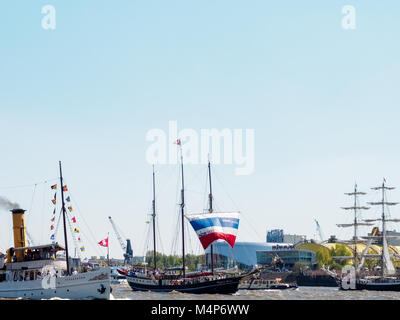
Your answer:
186;212;240;250
382;234;396;276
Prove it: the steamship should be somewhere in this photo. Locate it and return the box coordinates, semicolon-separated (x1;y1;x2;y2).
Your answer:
0;163;111;300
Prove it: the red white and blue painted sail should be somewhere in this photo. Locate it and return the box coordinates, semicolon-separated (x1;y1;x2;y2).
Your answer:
186;212;240;250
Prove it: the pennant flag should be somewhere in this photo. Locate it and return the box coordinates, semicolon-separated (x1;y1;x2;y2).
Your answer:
78;237;81;241
51;254;56;260
50;234;55;240
384;178;387;183
68;206;73;212
53;208;56;214
51;217;55;222
51;243;55;250
72;217;76;223
50;225;54;230
175;139;181;146
51;184;57;190
186;212;240;250
74;228;79;233
145;221;150;224
63;185;68;191
98;238;109;247
80;246;86;252
66;196;71;202
51;193;57;204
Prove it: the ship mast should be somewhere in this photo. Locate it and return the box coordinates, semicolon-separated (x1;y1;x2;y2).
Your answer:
59;161;70;275
179;144;186;279
338;184;370;270
152;165;157;270
208;159;214;274
367;180;399;277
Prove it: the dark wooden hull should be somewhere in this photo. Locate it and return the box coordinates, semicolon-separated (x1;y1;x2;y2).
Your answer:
126;276;241;294
339;279;400;291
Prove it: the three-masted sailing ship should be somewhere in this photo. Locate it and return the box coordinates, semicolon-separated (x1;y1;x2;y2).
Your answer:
338;180;400;291
0;162;111;299
125;148;249;294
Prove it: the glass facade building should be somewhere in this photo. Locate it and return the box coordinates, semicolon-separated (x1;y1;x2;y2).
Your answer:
256;249;316;267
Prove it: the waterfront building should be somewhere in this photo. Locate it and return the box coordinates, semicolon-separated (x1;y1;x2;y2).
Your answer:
256;249;316;268
205;241;292;270
266;229;306;244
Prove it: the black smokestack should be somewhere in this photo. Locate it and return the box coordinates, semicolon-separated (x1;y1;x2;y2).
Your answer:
0;196;20;211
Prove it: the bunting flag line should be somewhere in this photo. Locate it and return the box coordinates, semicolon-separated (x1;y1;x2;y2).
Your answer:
51;193;57;205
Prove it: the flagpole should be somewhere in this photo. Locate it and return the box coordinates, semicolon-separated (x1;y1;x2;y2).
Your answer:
107;232;110;266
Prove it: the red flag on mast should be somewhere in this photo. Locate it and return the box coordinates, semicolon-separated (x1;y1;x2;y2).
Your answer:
98;238;109;247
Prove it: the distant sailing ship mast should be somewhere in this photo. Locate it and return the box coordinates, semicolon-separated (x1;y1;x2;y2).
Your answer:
152;165;157;270
364;179;400;277
208;159;215;274
337;184;371;269
178;140;186;279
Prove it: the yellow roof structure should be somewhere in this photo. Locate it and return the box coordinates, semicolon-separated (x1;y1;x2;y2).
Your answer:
295;242;400;266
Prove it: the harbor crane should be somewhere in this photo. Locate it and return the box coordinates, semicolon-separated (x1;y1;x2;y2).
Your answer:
108;216;133;265
314;219;325;243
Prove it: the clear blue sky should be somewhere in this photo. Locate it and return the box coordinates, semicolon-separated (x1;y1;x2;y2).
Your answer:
1;1;400;259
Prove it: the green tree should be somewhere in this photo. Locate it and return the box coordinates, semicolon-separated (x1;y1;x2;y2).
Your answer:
329;244;352;269
316;249;331;268
292;262;307;275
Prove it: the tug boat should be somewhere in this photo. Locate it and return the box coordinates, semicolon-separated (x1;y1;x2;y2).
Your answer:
0;162;111;299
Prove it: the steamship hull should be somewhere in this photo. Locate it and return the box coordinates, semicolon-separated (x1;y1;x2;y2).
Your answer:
0;267;111;300
126;275;241;294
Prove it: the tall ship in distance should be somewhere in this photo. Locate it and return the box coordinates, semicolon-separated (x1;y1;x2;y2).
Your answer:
0;162;111;299
125;143;254;294
338;179;400;291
